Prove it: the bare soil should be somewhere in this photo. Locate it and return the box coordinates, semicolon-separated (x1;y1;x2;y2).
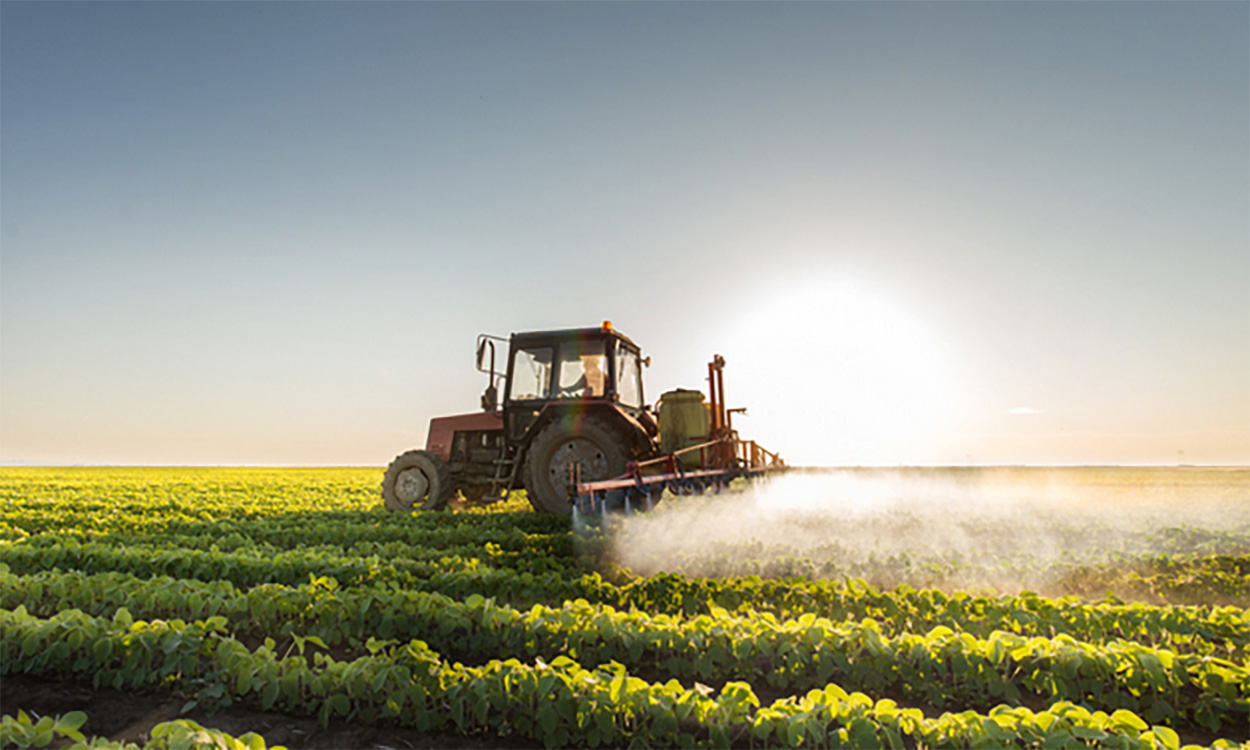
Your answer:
0;673;533;750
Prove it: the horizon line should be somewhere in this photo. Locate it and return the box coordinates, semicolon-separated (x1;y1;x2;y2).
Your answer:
3;462;1247;470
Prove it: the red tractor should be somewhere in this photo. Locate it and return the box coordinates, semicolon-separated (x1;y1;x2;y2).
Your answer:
382;322;781;514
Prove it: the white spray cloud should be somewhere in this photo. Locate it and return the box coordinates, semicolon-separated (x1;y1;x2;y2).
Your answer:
607;468;1249;595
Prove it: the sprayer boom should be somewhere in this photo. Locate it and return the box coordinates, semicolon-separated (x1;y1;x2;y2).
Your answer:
571;419;786;514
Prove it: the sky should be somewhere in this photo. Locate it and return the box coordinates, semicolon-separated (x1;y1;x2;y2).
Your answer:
1;1;1247;467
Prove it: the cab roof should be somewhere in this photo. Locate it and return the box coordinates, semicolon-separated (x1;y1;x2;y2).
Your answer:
510;325;639;350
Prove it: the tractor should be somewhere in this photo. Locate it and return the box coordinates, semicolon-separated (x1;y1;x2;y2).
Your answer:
382;322;781;514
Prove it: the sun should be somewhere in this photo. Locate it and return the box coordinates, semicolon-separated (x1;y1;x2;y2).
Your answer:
719;276;961;466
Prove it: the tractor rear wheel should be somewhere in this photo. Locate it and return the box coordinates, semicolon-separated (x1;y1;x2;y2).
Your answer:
382;450;453;511
523;416;629;514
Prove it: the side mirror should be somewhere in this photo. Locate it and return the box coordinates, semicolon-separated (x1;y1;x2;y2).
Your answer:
476;339;488;370
643;356;652;367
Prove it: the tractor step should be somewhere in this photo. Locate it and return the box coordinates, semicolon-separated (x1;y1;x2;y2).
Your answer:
487;445;522;498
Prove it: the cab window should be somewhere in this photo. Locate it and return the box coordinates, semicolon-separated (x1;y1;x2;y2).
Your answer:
509;346;552;401
615;343;643;408
555;340;607;398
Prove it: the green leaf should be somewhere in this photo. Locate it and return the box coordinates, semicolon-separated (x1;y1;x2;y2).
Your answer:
652;713;677;738
817;655;836;683
1150;726;1180;750
848;717;878;748
53;711;87;734
239;732;267;750
538;673;557;696
1073;726;1108;741
261;681;280;711
1041;731;1075;749
93;638;114;661
787;721;806;748
609;675;626;704
537;703;558;737
555;695;577;724
330;693;351;717
1110;709;1148;732
982;718;1011;741
594;707;613;736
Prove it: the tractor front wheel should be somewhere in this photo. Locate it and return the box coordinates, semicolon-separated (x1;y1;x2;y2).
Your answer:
524;416;628;514
382;450;453;512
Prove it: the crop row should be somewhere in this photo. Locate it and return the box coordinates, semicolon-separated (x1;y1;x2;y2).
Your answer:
1;710;282;750
0;467;378;522
0;467;551;539
2;606;1218;750
8;526;575;575
0;538;573;587
1050;555;1249;607
3;551;1243;661
7;534;1243;628
602;574;1249;660
2;500;565;540
2;569;1245;734
7;521;572;560
641;542;1249;606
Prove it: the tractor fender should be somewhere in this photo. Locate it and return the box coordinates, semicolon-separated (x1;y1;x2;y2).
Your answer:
425;411;504;463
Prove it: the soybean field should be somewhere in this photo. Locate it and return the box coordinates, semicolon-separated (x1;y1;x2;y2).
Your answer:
1;466;1247;750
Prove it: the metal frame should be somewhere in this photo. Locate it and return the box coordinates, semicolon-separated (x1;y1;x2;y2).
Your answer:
570;433;785;514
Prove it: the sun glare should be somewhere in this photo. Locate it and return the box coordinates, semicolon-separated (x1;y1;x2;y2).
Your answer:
721;276;960;466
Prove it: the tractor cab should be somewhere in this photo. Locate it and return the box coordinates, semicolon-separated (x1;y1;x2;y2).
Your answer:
486;324;649;442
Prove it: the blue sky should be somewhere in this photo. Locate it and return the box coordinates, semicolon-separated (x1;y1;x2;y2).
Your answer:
2;2;1246;466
